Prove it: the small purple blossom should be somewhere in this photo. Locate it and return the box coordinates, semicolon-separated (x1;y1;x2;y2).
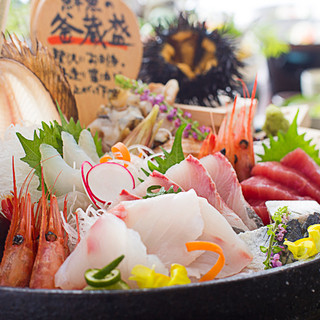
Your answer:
192;131;198;140
140;89;150;101
155;94;164;105
174;118;181;128
183;129;190;138
276;224;286;242
185;123;192;131
270;253;282;268
184;111;192;119
159;104;167;113
166;108;178;121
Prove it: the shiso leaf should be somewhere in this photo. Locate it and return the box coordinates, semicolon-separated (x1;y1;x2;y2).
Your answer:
17;104;103;189
147;123;186;174
258;111;320;165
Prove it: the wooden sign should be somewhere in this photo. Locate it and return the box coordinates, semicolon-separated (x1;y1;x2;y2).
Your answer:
31;0;142;126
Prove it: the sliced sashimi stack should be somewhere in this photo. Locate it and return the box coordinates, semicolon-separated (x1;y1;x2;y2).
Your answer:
241;148;320;224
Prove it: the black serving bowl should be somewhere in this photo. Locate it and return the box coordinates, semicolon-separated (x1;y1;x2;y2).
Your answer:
1;256;320;320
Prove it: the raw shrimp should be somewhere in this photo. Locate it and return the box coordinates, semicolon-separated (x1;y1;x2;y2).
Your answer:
29;189;68;289
0;159;35;287
198;77;257;182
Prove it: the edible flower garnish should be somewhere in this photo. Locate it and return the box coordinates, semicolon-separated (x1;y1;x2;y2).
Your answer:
260;206;290;269
129;264;190;289
186;241;225;281
84;255;129;290
115;74;210;141
284;224;320;260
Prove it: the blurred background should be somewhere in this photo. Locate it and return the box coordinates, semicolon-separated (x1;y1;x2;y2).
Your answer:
6;0;320;127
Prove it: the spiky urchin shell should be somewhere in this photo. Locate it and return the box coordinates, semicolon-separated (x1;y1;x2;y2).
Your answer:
138;13;244;107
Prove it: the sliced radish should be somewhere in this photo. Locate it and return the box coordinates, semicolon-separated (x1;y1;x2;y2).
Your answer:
83;162;135;208
81;161;98;206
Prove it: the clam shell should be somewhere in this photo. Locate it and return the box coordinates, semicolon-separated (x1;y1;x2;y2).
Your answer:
0;33;78;121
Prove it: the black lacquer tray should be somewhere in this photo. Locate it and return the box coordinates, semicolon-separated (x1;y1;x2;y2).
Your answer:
1;255;320;320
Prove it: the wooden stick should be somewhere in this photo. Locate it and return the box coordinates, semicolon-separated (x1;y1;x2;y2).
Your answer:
0;0;11;52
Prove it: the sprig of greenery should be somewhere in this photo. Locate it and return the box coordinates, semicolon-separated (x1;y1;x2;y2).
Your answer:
115;74;209;141
260;206;290;269
143;185;182;199
146;123;186;176
258;111;320;165
16;104;103;189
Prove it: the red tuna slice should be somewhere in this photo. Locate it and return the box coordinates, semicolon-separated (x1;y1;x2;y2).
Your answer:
165;154;249;232
246;199;270;225
200;153;262;230
281;148;320;188
252;161;320;203
132;171;184;198
241;176;311;201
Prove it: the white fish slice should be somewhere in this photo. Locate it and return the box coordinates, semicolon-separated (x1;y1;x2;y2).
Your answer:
200;153;262;230
187;197;253;279
165;154;249;232
40;143;84;196
78;129;100;163
55;213;167;289
62;131;96;169
108;189;204;267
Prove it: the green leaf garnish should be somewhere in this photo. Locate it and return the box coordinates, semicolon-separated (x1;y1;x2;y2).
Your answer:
146;123;186;175
258;111;320;165
16;103;103;188
143;185;182;199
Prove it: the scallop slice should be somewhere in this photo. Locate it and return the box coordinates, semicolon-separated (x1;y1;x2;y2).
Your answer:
0;59;60;136
40;143;84;196
78;129;100;163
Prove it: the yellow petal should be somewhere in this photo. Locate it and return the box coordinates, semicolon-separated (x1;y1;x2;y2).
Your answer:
308;224;320;252
284;237;318;260
168;264;191;286
129;265;170;289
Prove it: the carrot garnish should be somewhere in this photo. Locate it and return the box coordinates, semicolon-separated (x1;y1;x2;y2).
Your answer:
185;241;225;282
111;142;131;162
100;155;112;163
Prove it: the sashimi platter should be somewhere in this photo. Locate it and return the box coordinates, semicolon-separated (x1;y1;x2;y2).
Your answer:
1;5;320;320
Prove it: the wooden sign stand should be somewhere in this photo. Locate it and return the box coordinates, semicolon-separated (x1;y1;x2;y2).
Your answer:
31;0;142;126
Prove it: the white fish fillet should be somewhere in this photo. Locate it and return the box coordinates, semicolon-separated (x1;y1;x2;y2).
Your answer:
40;143;84;196
187;197;253;279
55;213;167;289
165;155;249;232
62;131;95;169
109;190;204;267
200;153;262;230
78;129;100;163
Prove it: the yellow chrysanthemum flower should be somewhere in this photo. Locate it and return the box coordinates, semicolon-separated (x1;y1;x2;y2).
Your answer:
129;264;190;289
307;224;320;252
284;237;318;260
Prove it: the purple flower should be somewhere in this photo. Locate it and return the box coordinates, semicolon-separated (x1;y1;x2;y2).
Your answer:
166;108;177;121
275;224;286;242
183;129;190;138
159;104;167;113
155;94;164;105
140;89;150;101
184;111;192;119
271;253;282;268
185;123;192;131
174;118;181;128
192;131;198;140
